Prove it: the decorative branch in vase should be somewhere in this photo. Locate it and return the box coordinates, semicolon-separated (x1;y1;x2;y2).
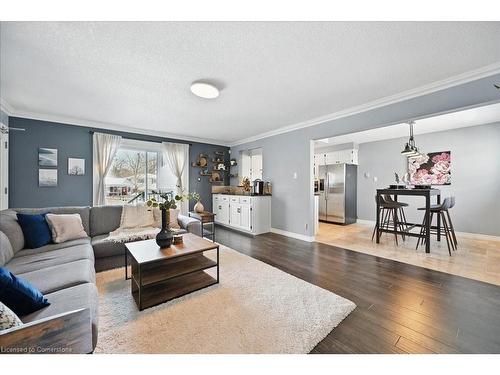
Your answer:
146;191;196;248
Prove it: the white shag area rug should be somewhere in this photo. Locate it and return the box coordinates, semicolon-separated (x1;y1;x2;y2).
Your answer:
94;246;356;354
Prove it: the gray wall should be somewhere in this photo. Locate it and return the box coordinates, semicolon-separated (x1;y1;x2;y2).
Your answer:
230;72;500;237
8;117;229;210
357;122;500;236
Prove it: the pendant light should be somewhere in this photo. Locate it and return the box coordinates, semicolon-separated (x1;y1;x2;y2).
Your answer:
401;121;421;157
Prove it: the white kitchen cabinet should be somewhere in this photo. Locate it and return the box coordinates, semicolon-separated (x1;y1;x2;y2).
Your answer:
230;203;241;227
315;149;358;166
239;203;251;230
212;194;271;235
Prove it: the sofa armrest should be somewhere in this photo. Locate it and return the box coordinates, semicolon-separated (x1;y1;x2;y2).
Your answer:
177;214;202;236
0;308;92;354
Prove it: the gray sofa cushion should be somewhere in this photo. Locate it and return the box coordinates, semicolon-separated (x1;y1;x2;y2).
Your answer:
91;234;126;258
14;237;91;257
7;244;94;274
21;283;99;350
0;231;15;266
17;259;96;294
90;206;122;237
13;207;91;236
0;210;25;252
178;214;202;236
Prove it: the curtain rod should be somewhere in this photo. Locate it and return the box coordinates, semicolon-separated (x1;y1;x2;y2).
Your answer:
89;130;192;146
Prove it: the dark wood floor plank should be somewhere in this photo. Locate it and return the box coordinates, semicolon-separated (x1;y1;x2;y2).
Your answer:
215;226;500;354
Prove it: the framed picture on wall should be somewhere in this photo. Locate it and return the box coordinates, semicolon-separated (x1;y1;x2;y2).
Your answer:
408;151;451;185
68;158;85;175
39;169;58;187
38;148;58;167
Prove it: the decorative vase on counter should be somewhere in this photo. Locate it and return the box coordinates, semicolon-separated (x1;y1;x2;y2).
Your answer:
194;200;204;213
156;208;173;248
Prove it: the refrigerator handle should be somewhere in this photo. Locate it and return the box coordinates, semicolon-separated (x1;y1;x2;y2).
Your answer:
325;170;328;200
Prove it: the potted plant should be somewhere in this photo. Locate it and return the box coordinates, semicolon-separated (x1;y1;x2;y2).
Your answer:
147;192;192;248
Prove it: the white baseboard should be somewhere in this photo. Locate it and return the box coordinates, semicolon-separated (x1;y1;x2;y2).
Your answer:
270;227;315;242
351;219;500;241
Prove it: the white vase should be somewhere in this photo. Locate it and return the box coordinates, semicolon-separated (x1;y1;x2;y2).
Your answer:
194;201;204;213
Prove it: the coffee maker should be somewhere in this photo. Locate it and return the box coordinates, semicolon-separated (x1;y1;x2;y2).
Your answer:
252;179;264;195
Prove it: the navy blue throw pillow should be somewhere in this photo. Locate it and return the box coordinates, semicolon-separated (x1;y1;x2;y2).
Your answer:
0;267;50;316
16;213;52;249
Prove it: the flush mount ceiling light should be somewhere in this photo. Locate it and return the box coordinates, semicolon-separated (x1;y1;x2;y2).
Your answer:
190;81;220;99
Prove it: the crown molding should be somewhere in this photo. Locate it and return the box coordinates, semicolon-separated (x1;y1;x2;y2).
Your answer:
0;98;16;115
0;100;230;146
229;62;500;147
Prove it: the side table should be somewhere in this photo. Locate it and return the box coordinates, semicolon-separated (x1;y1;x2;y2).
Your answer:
188;211;216;242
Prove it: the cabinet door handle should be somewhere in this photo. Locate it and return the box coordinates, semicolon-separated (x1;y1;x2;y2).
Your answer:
237;208;241;213
218;205;222;210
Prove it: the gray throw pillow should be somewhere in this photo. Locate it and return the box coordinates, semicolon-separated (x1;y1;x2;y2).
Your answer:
0;301;23;331
0;231;14;266
0;210;25;252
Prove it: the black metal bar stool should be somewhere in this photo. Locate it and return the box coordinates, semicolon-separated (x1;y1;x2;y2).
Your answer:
416;196;457;255
372;195;409;244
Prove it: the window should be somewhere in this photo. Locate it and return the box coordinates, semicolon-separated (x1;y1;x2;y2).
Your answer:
104;139;177;205
240;148;263;182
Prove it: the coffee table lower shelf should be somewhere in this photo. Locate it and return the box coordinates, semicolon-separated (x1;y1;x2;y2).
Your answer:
131;270;218;310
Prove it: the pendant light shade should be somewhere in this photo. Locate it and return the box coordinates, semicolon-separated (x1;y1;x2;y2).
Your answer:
401;121;422;157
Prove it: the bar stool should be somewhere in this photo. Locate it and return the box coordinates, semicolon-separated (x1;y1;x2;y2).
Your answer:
383;194;410;235
416;196;457;255
372;195;409;244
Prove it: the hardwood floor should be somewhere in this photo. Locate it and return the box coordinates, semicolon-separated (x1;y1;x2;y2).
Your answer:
316;221;500;286
215;226;500;354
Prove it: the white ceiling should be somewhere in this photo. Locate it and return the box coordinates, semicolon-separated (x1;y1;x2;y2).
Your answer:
2;22;500;145
314;101;500;148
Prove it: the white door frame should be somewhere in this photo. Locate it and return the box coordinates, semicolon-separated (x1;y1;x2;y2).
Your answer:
0;122;8;209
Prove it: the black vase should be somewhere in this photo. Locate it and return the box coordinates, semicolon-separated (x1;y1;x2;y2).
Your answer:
156;209;173;248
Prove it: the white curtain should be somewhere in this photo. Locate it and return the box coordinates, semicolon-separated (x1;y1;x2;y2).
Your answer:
93;132;122;206
162;142;189;214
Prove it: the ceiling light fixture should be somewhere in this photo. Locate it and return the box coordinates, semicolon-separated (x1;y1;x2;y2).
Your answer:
190;81;220;99
401;121;422;158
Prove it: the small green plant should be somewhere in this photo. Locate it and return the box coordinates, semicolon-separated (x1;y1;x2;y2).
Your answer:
190;192;201;202
146;191;199;210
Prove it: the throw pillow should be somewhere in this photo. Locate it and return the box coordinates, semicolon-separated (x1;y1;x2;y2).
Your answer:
0;210;25;252
0;301;23;331
0;267;50;316
0;231;15;267
16;213;52;249
45;213;88;243
119;204;155;229
152;208;181;229
169;209;181;229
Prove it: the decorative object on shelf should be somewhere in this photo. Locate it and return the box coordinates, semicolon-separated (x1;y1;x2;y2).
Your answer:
68;158;85;175
39;169;57;187
191;154;208;167
409;151;451;186
200;167;211;176
210;171;222;183
401;121;424;158
38;148;57;167
191;192;204;213
147;192;195;248
241;177;251;193
215;163;226;171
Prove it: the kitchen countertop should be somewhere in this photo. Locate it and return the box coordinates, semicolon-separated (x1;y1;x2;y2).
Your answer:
212;192;272;196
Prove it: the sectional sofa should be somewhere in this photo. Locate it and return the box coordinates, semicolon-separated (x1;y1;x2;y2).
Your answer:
0;205;201;353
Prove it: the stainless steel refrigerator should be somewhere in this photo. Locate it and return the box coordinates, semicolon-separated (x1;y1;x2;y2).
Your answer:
318;163;357;224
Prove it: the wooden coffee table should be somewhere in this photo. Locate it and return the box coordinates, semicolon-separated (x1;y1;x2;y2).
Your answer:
125;233;219;310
